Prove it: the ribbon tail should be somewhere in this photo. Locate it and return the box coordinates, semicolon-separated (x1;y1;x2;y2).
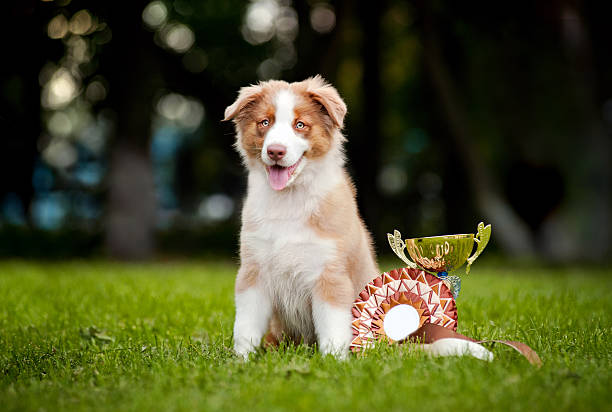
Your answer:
475;339;543;367
408;323;542;367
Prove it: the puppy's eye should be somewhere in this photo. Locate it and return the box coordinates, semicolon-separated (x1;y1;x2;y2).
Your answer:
260;119;270;127
295;121;305;130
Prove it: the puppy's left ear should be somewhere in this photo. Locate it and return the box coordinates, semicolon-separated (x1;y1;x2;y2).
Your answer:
307;76;347;129
223;84;262;122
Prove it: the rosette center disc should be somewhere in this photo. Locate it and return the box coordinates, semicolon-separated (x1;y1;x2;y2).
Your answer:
383;304;420;341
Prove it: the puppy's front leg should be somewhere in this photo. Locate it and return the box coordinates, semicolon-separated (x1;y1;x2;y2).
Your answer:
312;273;353;359
233;269;272;359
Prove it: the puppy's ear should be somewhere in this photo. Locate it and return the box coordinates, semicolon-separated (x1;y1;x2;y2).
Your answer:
223;84;262;122
306;75;347;129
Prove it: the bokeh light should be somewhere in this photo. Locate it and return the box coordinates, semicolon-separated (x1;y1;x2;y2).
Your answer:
42;139;78;169
73;162;104;187
241;0;299;79
76;111;112;155
85;79;107;102
47;14;68;39
142;1;168;29
69;10;94;35
182;48;208;73
156;93;204;131
31;193;68;230
257;58;281;80
275;6;299;42
47;111;73;138
378;165;408;196
243;0;278;44
198;194;234;223
66;35;90;64
273;44;297;70
161;22;195;53
310;3;336;34
41;68;79;110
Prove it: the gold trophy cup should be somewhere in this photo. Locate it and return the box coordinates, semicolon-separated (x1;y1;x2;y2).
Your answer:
387;222;492;297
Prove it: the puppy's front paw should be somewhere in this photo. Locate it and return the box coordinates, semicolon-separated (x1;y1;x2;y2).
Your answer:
330;349;349;361
312;296;353;361
233;286;273;361
318;339;350;360
234;340;256;360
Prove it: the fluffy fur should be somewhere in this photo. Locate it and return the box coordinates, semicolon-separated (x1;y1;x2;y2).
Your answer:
225;76;379;358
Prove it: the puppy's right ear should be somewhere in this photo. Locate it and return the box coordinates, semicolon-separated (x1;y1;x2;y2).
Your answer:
223;84;262;122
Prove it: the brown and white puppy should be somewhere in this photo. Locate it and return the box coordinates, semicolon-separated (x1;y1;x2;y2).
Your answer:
224;76;379;358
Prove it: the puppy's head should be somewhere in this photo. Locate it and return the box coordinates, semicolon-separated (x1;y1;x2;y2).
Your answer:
224;75;347;191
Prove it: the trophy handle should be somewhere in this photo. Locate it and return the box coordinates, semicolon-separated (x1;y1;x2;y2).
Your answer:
465;222;491;274
387;230;418;269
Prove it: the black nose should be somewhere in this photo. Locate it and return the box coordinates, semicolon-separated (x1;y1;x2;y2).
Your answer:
267;144;287;161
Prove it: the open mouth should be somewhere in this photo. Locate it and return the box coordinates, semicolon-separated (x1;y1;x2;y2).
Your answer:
265;157;303;191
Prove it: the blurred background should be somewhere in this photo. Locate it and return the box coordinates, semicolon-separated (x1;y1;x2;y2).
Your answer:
1;0;610;262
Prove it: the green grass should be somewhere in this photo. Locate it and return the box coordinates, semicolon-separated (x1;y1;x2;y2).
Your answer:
0;260;610;412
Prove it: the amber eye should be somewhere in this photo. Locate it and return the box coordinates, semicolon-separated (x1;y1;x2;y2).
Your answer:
295;121;305;130
260;119;270;127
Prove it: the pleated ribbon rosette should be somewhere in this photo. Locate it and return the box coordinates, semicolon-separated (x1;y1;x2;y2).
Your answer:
350;267;457;352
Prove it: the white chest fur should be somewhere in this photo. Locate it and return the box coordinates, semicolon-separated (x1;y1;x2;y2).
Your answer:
241;166;339;340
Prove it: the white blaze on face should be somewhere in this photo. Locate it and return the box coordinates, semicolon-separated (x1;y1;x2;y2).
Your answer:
262;89;308;191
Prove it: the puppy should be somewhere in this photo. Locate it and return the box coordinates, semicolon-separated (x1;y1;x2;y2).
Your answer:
224;76;379;359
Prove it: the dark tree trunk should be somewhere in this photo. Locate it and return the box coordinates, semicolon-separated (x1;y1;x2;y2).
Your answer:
102;1;161;259
0;1;47;224
415;0;536;256
538;2;612;260
349;0;386;244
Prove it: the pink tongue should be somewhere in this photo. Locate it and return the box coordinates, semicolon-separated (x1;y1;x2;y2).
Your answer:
268;166;291;191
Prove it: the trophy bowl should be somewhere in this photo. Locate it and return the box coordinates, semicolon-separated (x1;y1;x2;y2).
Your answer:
405;234;475;273
387;222;492;294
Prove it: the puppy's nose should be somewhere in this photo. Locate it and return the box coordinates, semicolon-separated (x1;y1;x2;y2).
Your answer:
267;144;287;161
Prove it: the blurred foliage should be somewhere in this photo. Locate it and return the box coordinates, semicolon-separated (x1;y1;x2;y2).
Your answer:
0;0;610;261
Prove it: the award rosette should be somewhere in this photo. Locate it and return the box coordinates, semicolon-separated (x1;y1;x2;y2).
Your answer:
350;222;542;366
350;267;458;351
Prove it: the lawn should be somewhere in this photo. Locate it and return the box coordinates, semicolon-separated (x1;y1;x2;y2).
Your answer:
0;259;610;411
